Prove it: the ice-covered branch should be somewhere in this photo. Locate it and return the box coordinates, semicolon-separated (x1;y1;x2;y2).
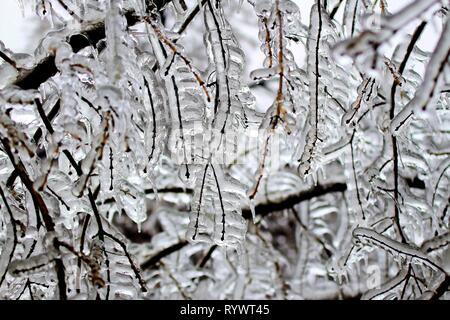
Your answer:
243;182;347;219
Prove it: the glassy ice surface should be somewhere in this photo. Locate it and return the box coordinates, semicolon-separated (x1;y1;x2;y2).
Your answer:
0;0;448;300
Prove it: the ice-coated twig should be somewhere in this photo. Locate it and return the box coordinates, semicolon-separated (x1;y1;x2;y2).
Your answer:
391;17;450;134
352;227;447;274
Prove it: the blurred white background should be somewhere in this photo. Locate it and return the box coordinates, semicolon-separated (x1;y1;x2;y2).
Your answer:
0;0;441;113
0;0;51;53
0;0;435;54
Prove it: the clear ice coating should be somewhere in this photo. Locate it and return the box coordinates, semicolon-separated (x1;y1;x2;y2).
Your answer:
0;0;449;300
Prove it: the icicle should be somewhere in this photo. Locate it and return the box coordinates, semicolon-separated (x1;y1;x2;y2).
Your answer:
391;17;450;135
0;212;15;286
361;269;409;300
249;197;256;223
298;3;335;177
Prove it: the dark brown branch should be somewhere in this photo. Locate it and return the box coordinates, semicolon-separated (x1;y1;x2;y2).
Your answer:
175;0;207;36
0;185;18;287
1;138;54;231
13;1;199;91
430;275;450;300
210;164;226;241
389;21;427;244
0;138;67;299
141;240;188;270
103;231;148;292
145;187;193;194
329;0;344;20
76;214;91;294
193;165;209;240
143;76;157;166
13;12;139;90
197;245;217;268
242;182;347;219
7;89;60;196
350;130;366;220
0;50;17;69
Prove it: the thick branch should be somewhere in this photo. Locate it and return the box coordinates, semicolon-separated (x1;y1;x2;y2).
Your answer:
13;0;201;90
430;275;450;300
141;240;188;270
14;12;139;90
242;182;347;219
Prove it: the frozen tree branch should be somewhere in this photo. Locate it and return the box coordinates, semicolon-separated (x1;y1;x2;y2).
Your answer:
0;0;449;300
243;182;347;219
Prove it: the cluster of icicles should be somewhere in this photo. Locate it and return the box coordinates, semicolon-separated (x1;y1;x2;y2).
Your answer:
0;0;449;299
